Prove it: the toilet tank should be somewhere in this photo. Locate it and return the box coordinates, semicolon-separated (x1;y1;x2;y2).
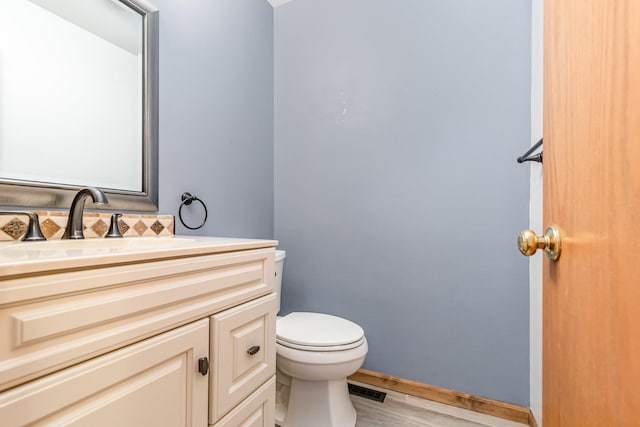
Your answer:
274;250;286;313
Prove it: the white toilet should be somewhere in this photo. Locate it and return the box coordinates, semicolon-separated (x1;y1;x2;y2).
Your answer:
274;250;368;427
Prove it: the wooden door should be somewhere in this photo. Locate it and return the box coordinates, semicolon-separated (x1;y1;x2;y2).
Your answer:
543;0;640;425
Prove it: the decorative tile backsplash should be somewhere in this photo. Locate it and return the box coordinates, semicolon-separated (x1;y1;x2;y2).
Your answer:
0;211;174;241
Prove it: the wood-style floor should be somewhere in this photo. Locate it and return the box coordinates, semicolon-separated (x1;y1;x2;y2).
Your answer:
349;381;528;427
276;380;527;427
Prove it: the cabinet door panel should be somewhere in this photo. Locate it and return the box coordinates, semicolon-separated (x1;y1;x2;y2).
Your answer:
213;377;275;427
210;294;276;422
0;319;209;427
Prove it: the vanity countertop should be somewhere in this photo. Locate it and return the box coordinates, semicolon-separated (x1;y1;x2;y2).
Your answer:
0;236;278;277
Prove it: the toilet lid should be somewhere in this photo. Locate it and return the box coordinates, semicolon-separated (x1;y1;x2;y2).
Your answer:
276;312;364;350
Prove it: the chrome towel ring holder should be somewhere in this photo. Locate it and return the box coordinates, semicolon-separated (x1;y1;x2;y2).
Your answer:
178;192;208;230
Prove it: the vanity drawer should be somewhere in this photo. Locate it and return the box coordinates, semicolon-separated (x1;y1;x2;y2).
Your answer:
210;294;276;423
212;376;275;427
0;248;274;392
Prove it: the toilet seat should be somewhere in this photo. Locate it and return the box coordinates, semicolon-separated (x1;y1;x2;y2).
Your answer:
277;312;365;351
277;336;366;352
276;337;368;372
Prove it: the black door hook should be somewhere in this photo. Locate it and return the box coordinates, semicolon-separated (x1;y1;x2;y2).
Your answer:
517;138;543;164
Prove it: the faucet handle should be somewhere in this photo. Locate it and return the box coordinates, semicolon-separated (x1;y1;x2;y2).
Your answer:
0;211;46;241
24;212;46;241
105;213;123;238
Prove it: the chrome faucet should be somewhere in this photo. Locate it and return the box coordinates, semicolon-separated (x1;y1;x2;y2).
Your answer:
62;187;109;239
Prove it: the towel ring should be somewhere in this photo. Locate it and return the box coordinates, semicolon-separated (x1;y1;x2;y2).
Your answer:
178;192;208;230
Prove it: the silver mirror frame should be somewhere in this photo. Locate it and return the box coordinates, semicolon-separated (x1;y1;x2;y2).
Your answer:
0;0;159;212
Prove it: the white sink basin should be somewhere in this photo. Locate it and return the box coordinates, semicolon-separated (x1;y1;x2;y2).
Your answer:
0;235;278;276
0;237;197;256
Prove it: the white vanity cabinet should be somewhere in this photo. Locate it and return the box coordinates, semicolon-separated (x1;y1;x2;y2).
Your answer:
0;239;277;427
0;319;211;426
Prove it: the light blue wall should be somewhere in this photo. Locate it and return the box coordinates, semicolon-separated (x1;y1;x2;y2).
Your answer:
274;0;531;406
1;0;532;407
155;0;274;239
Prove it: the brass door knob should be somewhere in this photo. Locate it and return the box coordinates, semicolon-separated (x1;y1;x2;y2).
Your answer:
518;225;562;261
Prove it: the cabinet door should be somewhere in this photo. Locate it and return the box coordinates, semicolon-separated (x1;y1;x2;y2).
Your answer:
210;294;276;422
0;319;209;427
214;377;275;427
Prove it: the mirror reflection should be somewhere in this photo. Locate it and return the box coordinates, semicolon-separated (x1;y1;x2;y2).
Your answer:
0;0;158;211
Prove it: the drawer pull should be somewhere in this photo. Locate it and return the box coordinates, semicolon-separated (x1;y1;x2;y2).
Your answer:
247;345;261;356
198;357;209;375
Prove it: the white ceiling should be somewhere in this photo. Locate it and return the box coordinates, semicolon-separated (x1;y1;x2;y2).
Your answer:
266;0;294;7
28;0;140;54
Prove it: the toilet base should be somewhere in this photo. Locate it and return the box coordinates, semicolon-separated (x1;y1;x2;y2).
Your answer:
278;376;356;427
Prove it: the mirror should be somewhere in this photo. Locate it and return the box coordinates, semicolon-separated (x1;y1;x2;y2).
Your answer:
0;0;158;211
